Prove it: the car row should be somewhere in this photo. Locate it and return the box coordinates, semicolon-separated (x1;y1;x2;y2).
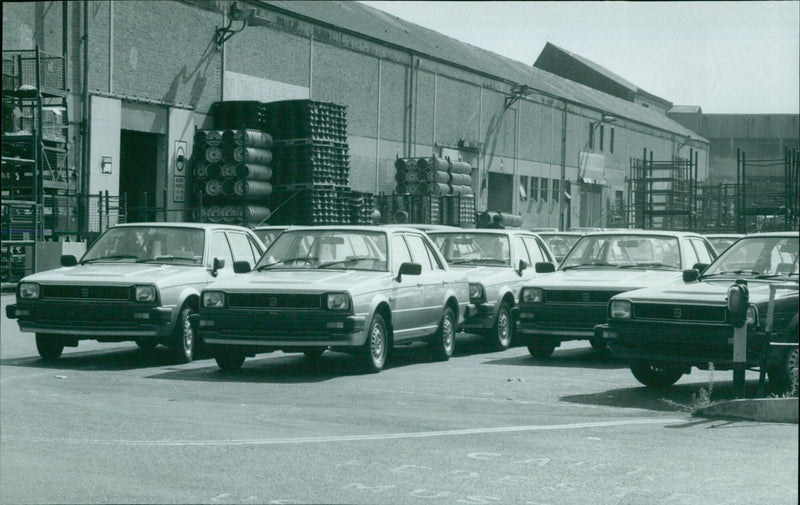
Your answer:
6;222;798;391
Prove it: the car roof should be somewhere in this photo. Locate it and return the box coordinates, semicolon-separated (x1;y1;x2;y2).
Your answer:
580;229;705;238
112;222;253;232
536;231;585;236
737;231;799;238
425;228;539;236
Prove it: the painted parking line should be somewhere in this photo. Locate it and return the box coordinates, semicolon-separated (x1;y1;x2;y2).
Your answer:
7;418;683;447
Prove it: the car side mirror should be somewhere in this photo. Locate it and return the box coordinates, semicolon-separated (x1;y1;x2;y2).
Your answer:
233;260;251;274
692;262;709;273
396;262;422;281
211;257;225;277
60;255;78;267
535;262;556;273
517;259;528;275
682;269;700;283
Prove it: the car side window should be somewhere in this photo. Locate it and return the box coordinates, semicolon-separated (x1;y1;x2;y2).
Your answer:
522;236;546;264
514;236;531;265
424;239;445;270
209;231;234;269
227;231;257;267
248;235;264;260
535;237;555;263
405;234;433;271
690;238;713;265
391;235;413;272
683;238;698;268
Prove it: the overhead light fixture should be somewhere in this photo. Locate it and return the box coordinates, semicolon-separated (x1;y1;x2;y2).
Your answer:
504;84;533;110
215;2;268;49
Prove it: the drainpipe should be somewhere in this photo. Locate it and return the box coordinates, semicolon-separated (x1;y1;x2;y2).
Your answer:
558;101;567;231
81;0;90;235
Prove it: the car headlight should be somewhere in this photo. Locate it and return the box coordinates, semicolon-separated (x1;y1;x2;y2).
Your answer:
134;285;158;302
202;291;226;308
746;305;758;327
610;300;632;319
521;287;543;303
468;283;486;302
325;292;351;311
18;282;40;299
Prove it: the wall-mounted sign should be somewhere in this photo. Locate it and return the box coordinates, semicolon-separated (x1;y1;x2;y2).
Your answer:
173;176;185;203
174;141;186;174
100;156;112;174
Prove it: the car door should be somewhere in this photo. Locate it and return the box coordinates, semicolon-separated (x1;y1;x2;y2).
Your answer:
207;230;236;281
404;232;445;331
390;233;425;341
226;230;262;270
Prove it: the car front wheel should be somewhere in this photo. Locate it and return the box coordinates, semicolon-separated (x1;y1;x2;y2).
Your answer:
215;348;245;372
360;313;388;373
430;307;456;361
630;361;684;388
767;346;799;392
527;337;556;359
489;302;513;351
170;306;196;364
36;333;64;360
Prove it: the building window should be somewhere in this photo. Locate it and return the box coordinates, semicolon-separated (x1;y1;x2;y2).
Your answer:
552;179;560;203
564;181;571;201
519;175;529;201
610;127;615;153
599;125;604;152
540;178;549;202
531;177;539;201
588;123;594;150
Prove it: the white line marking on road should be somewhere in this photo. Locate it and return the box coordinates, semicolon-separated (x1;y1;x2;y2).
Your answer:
7;418;683;447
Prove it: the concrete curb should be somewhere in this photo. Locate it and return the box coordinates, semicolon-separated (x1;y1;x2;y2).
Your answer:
696;398;798;424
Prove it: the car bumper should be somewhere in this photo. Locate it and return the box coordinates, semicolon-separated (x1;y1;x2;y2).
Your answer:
461;302;497;331
596;322;767;367
190;310;367;348
515;304;604;340
6;302;173;337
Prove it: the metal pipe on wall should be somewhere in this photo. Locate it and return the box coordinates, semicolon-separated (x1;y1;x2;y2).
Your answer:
81;0;90;234
375;58;381;193
558;101;567;230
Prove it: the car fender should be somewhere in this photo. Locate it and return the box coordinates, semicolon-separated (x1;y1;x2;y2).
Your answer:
365;293;394;342
167;286;202;329
441;285;469;323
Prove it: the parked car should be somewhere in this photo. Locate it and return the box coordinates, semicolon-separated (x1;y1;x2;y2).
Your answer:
252;225;290;248
5;223;265;363
705;233;744;254
515;230;718;358
596;232;799;389
427;229;556;350
535;231;584;264
192;226;470;373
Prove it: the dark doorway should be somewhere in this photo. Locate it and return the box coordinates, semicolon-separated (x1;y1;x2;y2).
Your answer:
487;172;513;213
120;130;158;223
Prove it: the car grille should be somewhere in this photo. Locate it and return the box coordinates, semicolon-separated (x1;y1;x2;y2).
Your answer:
611;321;746;357
544;290;622;303
633;303;726;323
525;305;607;330
227;293;322;309
42;285;131;300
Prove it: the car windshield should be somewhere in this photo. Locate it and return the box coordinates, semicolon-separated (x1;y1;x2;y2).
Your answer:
255;230;388;271
559;235;682;270
702;236;799;278
254;228;286;248
81;226;205;265
708;237;739;253
428;233;511;266
540;234;581;259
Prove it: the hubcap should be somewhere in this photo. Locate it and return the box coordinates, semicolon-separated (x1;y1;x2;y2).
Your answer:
787;348;799;374
443;316;455;352
183;315;194;351
497;312;510;345
370;323;385;363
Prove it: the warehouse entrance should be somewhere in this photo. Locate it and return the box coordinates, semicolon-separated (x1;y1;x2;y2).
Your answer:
120;130;159;223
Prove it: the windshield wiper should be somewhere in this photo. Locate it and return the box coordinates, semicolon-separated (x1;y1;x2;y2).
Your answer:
451;258;507;265
702;269;759;277
256;256;318;270
138;256;198;263
317;256;376;269
617;262;680;270
81;254;139;264
561;262;612;270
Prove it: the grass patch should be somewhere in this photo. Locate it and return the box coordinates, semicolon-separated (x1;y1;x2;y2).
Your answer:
661;363;720;414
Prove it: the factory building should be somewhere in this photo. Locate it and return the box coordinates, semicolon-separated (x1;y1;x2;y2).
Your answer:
3;0;709;237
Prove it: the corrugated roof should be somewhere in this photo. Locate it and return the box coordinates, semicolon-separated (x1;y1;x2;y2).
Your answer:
669;105;703;114
258;1;707;143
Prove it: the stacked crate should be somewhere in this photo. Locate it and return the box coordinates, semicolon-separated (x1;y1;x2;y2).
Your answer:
263;100;352;225
391;156;475;225
191;127;273;226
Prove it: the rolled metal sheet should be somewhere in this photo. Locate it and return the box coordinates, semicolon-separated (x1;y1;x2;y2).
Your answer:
203;146;223;164
448;159;472;175
221;163;238;178
426;170;449;183
449;184;474;196
234;146;272;165
233;179;273;197
204;179;223;197
429;182;450;195
234;163;273;180
449;172;472;186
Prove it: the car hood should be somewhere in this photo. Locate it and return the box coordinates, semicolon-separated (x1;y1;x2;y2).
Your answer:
207;269;393;293
532;268;682;290
20;263;203;287
615;278;799;305
450;265;515;282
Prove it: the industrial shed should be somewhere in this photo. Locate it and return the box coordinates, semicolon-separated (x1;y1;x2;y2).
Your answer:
2;0;708;238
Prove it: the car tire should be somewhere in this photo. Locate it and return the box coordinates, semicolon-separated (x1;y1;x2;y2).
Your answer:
489;302;513;351
430;306;456;361
35;333;64;361
589;336;608;350
169;306;196;364
767;346;799;392
215;348;245;372
527;338;556;359
359;313;388;373
135;338;158;352
303;348;326;359
630;361;684;388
